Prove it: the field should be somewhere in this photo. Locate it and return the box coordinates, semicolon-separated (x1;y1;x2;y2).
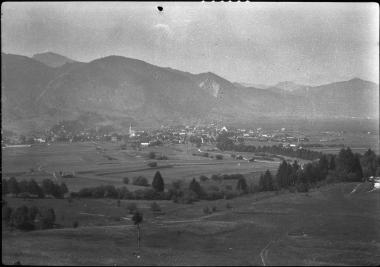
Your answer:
3;141;380;266
2;183;380;265
2;142;283;191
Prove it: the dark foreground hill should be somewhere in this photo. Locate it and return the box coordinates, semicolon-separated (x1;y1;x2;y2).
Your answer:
2;52;379;134
2;183;379;265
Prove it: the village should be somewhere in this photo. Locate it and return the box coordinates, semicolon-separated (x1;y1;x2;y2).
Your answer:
2;120;313;151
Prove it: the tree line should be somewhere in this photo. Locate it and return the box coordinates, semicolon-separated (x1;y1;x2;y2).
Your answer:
2;177;68;199
216;134;323;160
2;202;56;231
256;147;380;193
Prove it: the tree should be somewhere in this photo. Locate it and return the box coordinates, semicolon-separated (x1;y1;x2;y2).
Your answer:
152;171;164;192
60;183;69;196
318;155;329;181
2;179;8;195
28;206;40;222
132;211;143;249
40;208;56;229
7;177;19;195
189;178;203;198
28;179;44;198
276;160;291;189
2;206;13;226
11;206;34;231
236;177;248;193
329;155;336;170
42;179;55;196
133;176;149;187
361;149;377;178
259;170;274;191
148;151;156;159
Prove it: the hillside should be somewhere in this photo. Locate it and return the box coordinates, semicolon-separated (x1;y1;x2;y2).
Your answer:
1;53;379;134
2;183;379;266
32;52;76;68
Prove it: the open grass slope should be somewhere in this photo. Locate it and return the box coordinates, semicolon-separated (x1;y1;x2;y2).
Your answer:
2;183;380;266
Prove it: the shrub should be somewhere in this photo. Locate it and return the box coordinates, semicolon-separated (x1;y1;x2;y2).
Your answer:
215;154;223;160
133;176;149;187
148;151;156;159
205;191;224;200
236;177;248;194
226;203;232;209
2;206;13;225
212;206;217;212
40;208;56;229
11;206;35;231
211;174;222;182
199;175;209;182
147;162;158;168
156;155;168;160
224;185;233;191
150;202;161;212
207;185;220;192
289;186;297;193
203;206;211;214
296;183;309;193
178;189;198;204
189;178;204;198
73;221;79;228
123;177;129;184
127;202;137;214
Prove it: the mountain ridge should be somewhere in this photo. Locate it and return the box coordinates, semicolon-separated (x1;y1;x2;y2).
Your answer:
2;52;379;134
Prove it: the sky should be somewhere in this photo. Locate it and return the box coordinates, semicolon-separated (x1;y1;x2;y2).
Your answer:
2;2;379;86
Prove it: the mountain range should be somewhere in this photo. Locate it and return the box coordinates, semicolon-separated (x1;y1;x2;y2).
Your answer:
2;52;379;134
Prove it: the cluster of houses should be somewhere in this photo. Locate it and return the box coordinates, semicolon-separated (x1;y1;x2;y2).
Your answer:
2;120;311;150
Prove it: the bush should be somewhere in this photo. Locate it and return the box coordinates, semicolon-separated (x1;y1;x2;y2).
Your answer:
156;155;168;160
150;202;161;212
148;151;156;159
204;191;224;200
289;186;297;193
203;206;211;214
211;174;222;182
178;189;198;204
296;183;309;193
199;175;209;182
127;202;137;214
2;206;13;225
226;203;232;209
123;177;129;184
207;185;220;192
215;154;223;160
133;176;149;187
11;206;35;231
212;206;217;212
147;162;158;168
40;208;56;229
224;185;233;191
73;221;79;228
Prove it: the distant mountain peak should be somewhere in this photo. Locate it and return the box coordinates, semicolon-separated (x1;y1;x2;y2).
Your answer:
32;52;76;68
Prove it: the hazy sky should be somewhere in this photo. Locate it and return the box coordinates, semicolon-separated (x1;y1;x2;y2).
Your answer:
2;2;379;85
